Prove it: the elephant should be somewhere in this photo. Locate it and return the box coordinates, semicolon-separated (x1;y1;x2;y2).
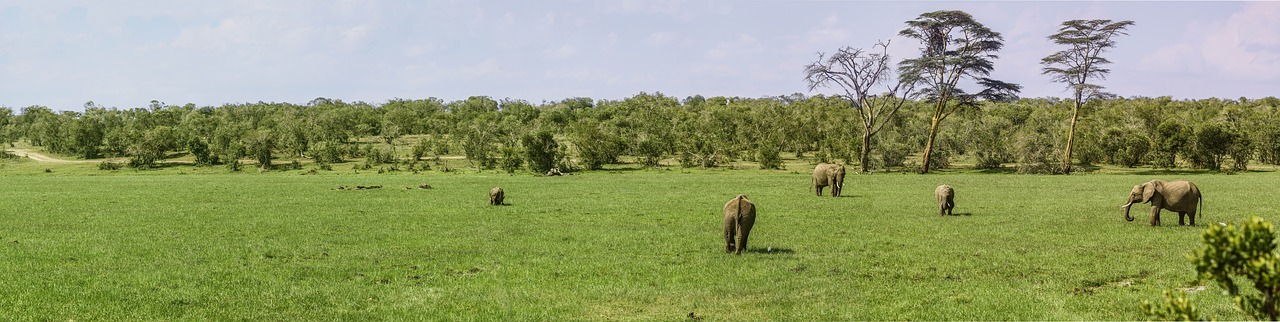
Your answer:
1122;180;1201;226
935;184;954;216
489;187;505;206
812;163;846;197
722;194;757;255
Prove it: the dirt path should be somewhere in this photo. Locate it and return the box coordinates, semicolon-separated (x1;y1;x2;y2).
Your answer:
4;148;101;163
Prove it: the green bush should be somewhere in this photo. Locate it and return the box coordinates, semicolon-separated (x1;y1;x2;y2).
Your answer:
1012;127;1058;174
499;146;524;174
1151;120;1190;169
522;131;562;174
756;142;783;170
97;161;122;171
309;141;344;164
1099;128;1150;168
1191;215;1280;320
411;139;431;161
1141;290;1203;321
1255;126;1280;165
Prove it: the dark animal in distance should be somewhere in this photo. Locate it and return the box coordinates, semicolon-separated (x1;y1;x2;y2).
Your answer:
935;184;954;216
489;187;505;206
722;194;757;255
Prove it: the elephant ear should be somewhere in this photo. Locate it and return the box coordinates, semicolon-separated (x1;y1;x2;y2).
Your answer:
1142;181;1159;202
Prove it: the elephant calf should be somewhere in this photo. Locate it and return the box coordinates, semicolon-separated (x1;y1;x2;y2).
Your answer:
935;184;954;216
489;187;505;206
812;163;846;197
723;194;757;255
1123;180;1201;226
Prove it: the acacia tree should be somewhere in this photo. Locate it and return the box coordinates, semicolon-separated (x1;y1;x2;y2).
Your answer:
1042;19;1135;174
898;10;1021;173
804;41;914;173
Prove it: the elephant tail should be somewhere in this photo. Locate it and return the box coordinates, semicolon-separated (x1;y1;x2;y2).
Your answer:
735;195;744;228
1199;192;1204;224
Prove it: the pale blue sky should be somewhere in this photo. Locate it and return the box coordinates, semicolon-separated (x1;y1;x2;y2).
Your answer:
2;1;1278;111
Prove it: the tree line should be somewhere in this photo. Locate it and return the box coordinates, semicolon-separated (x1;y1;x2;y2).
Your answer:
1;94;1278;174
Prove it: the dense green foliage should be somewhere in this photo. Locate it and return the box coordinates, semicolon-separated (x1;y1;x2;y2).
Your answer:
1141;290;1204;321
0;163;1274;320
3;95;1279;173
1192;216;1280;320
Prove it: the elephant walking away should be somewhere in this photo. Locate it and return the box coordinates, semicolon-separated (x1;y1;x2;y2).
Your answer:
489;187;505;206
812;163;846;197
1122;180;1201;226
723;194;757;255
935;184;954;216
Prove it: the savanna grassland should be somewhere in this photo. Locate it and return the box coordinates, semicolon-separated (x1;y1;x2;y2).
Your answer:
1;156;1276;320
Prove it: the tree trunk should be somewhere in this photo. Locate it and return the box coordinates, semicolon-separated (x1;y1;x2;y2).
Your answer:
1062;99;1080;175
920;115;941;174
860;127;872;173
1266;288;1276;321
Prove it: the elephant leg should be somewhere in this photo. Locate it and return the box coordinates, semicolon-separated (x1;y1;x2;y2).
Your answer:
1149;207;1161;226
815;186;823;196
1178;212;1186;226
736;227;750;255
723;222;735;253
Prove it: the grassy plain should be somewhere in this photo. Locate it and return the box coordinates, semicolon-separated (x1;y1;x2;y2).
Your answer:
1;156;1277;320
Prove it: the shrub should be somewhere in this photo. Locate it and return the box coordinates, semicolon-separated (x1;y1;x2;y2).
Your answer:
1187;123;1242;171
635;138;667;168
1099;128;1150;168
366;147;396;166
1012;127;1059;174
1191;215;1280;320
927;148;950;171
756;142;783;170
1255;126;1280;165
97;161;121;171
878;141;911;169
1151;120;1191;169
1140;290;1203;321
309;141;343;164
522;131;562;173
187;138;219;165
499;146;524;174
411;139;431;161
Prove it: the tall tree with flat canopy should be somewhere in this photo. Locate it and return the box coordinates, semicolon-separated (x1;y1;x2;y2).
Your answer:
1042;19;1135;174
898;10;1021;173
803;41;914;173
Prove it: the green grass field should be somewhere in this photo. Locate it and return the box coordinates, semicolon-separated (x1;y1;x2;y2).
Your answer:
1;157;1276;320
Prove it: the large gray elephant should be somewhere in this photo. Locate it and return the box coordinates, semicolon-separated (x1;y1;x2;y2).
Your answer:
1122;180;1201;226
489;187;505;206
723;194;757;255
812;163;846;197
935;184;954;216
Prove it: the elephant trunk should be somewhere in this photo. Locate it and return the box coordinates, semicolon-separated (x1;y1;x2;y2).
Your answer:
1122;202;1135;222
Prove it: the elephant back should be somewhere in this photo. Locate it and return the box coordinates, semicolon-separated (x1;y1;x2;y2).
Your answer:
724;195;756;220
812;163;842;185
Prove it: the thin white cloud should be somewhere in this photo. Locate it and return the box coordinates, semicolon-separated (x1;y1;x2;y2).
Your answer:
1201;2;1280;80
1143;3;1280;81
458;59;501;80
546;44;578;59
645;32;673;47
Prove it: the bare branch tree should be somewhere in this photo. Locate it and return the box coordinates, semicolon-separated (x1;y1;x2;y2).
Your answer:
804;41;914;173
